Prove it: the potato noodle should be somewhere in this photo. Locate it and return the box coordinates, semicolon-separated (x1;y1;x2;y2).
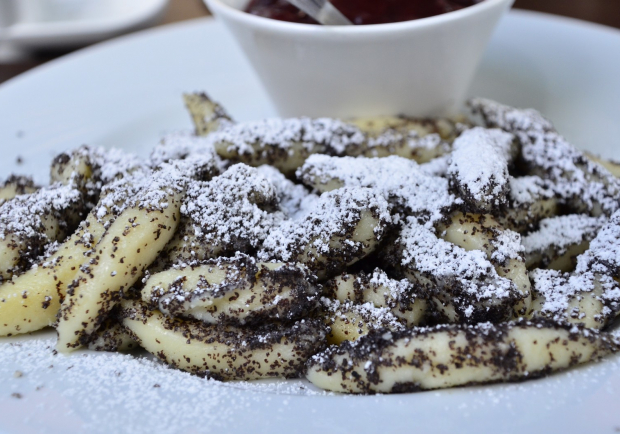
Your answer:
1;94;619;394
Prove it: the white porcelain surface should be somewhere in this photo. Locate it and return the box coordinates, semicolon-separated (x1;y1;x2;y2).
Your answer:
1;12;620;434
0;0;169;49
205;0;514;118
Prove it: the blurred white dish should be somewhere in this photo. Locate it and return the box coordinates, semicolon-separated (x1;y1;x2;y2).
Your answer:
205;0;514;118
0;0;169;49
0;12;620;434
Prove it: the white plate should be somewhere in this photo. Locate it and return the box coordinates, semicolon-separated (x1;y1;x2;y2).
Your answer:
1;11;620;434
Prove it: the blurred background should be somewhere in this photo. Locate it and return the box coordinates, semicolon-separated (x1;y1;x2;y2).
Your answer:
1;0;619;84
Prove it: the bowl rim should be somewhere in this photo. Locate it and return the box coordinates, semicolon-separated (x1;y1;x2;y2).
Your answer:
204;0;514;34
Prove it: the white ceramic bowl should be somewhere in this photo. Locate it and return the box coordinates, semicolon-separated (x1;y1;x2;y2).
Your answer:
204;0;514;118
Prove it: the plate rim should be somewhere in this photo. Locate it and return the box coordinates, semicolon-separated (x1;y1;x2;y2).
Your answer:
1;9;620;434
2;9;620;93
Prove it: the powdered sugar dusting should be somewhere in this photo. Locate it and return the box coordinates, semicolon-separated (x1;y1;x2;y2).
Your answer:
94;163;185;225
576;210;620;276
3;93;620;424
530;269;589;319
420;155;451;177
448;127;514;211
211;118;366;156
468;98;620;216
399;217;514;303
524;132;620;215
363;130;446;157
0;183;84;277
0;335;333;433
298;154;458;226
256;165;313;218
530;269;620;324
468;97;554;137
523;214;605;256
61;145;145;191
149;131;223;173
0;184;82;242
490;229;524;264
259;187;390;265
367;268;415;301
321;297;406;333
87;147;144;186
181;164;284;254
508;176;554;205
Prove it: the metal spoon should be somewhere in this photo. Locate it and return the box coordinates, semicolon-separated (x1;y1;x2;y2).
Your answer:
285;0;353;25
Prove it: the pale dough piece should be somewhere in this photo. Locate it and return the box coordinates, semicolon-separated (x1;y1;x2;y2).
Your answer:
307;320;617;393
120;300;328;381
56;186;182;351
142;254;320;325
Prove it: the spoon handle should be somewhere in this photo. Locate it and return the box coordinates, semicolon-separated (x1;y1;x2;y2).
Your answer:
286;0;353;25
